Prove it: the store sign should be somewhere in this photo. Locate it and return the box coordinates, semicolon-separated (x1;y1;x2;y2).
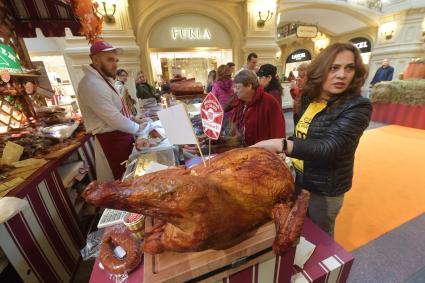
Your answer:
201;93;223;140
296;25;318;38
286;49;312;63
0;44;22;74
349;37;372;53
171;27;212;41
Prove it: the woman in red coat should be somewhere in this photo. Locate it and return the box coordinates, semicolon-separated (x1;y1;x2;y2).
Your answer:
231;70;285;146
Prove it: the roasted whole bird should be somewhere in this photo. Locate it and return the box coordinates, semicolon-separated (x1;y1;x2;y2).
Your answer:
83;148;310;255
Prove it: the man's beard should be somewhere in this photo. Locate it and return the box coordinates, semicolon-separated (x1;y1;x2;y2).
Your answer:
100;63;116;78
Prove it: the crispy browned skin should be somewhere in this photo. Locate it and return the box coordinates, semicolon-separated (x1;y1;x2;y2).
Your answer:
82;148;309;254
272;190;310;255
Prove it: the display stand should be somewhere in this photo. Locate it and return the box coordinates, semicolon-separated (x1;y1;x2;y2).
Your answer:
0;135;96;283
89;219;355;283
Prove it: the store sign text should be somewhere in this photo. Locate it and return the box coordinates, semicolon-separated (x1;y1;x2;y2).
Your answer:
349;37;372;53
291;53;306;61
171;27;212;41
296;25;318;38
353;41;368;49
286;49;312;63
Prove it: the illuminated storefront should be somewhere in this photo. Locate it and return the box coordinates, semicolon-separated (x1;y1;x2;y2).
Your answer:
148;13;233;86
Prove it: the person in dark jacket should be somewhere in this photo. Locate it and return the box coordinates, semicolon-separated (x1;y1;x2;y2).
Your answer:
135;71;158;101
206;70;217;93
253;43;372;237
231;70;285;146
257;64;283;107
370;58;394;87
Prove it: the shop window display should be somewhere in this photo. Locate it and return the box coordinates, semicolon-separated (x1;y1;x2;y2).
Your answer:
150;50;232;87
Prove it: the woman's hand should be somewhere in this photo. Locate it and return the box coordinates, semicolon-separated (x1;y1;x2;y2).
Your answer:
251;139;283;153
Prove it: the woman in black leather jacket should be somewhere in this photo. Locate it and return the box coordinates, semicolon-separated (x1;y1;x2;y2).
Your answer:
254;43;372;237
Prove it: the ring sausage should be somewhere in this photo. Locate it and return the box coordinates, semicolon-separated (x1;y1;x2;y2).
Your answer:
99;232;141;274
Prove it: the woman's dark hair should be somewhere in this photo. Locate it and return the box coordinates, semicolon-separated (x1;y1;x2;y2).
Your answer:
116;69;128;76
265;75;283;94
207;70;217;84
302;42;367;108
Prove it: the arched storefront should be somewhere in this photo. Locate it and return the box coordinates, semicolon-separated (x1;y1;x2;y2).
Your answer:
148;13;233;86
132;1;244;86
349;37;372;64
285;49;312;78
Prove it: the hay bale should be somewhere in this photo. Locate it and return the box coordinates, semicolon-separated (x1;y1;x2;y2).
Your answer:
370;80;425;106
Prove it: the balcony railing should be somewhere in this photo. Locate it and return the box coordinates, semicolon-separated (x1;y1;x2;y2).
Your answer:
277;23;299;39
337;0;383;12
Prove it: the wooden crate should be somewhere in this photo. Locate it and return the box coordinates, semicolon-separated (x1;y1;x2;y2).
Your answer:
144;217;295;283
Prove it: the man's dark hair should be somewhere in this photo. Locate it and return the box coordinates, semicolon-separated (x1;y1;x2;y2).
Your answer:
227;62;235;67
247;53;258;62
116;69;128;76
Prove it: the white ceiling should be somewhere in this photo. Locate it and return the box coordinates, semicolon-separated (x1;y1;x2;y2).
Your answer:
279;8;368;35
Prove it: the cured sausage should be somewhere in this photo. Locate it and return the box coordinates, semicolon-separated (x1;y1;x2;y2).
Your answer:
99;232;142;274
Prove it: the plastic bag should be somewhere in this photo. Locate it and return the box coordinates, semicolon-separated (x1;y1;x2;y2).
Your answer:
41;121;80;140
80;229;104;261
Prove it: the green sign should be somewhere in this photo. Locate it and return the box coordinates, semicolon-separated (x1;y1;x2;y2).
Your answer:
0;44;23;74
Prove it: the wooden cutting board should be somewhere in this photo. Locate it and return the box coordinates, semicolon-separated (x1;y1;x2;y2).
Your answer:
144;218;283;283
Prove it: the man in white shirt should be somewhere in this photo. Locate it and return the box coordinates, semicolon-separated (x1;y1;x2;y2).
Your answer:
236;52;259;75
77;41;143;181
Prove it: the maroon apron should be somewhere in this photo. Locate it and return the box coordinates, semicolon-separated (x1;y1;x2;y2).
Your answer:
93;66;135;180
95;131;134;180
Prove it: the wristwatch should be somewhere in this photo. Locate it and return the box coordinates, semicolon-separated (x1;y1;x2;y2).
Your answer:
281;138;287;153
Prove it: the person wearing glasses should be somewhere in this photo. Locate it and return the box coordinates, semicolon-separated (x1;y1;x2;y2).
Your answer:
230;70;285;146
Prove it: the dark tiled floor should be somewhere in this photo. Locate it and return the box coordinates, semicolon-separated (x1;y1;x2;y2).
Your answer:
349;213;425;283
407;267;425;283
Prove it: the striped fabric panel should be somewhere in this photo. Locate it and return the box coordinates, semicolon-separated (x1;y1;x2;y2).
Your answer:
37;180;81;260
301;254;353;283
304;262;327;283
34;0;49;19
222;248;296;283
10;0;75;20
0;221;42;283
43;0;60;19
12;0;29;19
334;254;353;283
80;139;96;180
273;255;280;282
257;257;277;283
5;213;63;283
292;272;311;283
228;266;253;283
278;248;297;282
18;201;70;282
321;256;343;283
26;186;77;273
87;136;96;158
83;138;95;165
0;141;94;282
48;172;85;246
